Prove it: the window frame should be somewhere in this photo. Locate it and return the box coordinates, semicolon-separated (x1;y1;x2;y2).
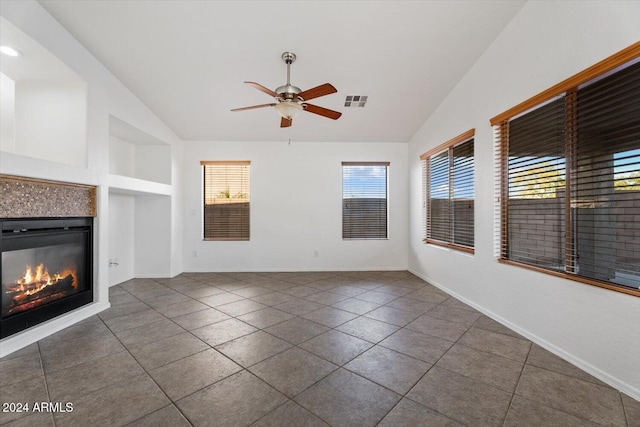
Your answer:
341;161;390;240
491;41;640;297
200;160;251;241
421;129;475;254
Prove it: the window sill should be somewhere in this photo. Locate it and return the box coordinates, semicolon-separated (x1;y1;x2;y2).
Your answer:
424;239;474;254
203;238;250;241
498;258;640;297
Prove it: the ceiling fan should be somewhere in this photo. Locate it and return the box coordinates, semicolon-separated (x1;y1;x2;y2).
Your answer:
231;52;342;128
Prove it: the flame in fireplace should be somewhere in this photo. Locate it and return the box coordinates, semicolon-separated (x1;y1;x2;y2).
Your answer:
3;264;79;316
6;264;78;296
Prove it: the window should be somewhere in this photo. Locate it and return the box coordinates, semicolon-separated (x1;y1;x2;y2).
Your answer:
201;161;250;241
342;162;389;239
421;129;475;252
491;42;640;296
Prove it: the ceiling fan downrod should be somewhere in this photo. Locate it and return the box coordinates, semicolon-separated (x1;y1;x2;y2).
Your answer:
282;52;296;85
277;52;301;101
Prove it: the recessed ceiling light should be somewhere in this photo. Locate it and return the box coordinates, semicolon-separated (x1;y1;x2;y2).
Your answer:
0;45;23;57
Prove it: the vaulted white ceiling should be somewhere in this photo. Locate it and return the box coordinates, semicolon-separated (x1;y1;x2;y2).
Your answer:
39;1;525;143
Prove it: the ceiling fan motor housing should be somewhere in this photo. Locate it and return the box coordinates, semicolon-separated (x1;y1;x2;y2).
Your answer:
276;85;302;100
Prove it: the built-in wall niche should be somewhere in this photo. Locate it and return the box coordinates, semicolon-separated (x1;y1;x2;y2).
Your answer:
0;17;88;168
108;115;172;185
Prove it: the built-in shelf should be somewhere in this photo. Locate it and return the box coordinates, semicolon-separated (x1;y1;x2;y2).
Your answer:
108;174;172;196
108;115;172;186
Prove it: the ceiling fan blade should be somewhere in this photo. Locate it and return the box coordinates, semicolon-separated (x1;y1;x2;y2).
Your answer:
280;117;292;128
231;103;276;112
245;81;279;98
298;83;337;101
303;103;342;120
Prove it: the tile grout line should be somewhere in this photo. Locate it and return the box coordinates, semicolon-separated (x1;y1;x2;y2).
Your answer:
36;341;56;427
620;392;630;427
500;340;533;427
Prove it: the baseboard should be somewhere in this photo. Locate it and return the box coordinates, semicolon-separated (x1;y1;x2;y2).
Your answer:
182;267;407;273
134;273;174;278
407;268;640;401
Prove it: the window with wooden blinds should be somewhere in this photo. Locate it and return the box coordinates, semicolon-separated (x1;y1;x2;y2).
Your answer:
342;162;389;239
491;42;640;297
201;161;250;241
420;129;475;253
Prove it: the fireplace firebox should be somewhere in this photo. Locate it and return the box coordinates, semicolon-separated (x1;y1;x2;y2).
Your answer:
0;218;93;338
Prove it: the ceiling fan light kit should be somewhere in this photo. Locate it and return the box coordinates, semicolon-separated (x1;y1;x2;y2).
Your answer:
231;51;342;127
274;101;303;120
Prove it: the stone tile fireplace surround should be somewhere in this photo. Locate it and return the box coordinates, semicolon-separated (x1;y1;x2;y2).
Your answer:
0;175;96;218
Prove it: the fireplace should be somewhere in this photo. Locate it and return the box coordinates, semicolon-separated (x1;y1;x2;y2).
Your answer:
0;218;93;338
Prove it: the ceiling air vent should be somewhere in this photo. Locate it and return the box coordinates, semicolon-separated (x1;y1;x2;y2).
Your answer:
344;95;368;108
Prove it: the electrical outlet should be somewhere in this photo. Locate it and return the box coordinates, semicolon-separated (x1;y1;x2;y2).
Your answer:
192;250;198;258
313;250;319;257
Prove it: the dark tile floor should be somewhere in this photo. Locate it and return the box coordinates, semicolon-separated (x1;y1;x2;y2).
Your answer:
1;271;638;427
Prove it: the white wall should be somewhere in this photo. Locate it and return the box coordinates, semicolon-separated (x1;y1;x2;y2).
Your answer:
135;195;172;277
408;1;640;398
170;142;184;275
14;80;87;167
108;193;135;285
183;141;408;272
108;135;172;184
0;73;15;151
108;136;135;176
134;144;171;184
